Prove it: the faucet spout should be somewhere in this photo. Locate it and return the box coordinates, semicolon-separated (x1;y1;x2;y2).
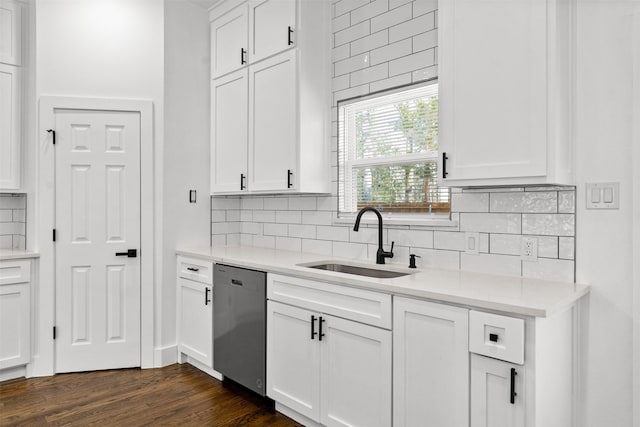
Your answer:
353;207;394;264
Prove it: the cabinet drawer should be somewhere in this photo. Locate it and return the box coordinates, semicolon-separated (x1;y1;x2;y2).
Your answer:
469;310;524;365
177;256;213;284
0;259;30;285
268;273;391;329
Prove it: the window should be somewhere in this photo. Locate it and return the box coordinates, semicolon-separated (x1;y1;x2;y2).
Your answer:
338;81;450;218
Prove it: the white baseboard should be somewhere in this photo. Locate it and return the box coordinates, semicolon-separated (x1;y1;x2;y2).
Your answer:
0;365;27;382
180;354;223;380
275;402;322;427
154;345;178;367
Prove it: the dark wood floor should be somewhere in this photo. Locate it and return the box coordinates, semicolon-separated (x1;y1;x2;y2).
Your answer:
0;363;302;426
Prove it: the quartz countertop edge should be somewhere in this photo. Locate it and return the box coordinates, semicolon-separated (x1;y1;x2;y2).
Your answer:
176;246;590;318
0;249;40;260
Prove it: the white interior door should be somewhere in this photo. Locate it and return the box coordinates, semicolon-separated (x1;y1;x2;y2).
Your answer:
54;108;141;373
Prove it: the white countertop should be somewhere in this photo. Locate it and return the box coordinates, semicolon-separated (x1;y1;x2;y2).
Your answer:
176;246;589;318
0;249;40;260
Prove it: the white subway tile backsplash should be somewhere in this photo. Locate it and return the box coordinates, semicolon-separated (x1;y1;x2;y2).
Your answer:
558;191;576;213
241;222;262;235
351;0;389;25
240;234;253;246
460;213;521;234
264;197;289;210
211;197;240;209
227;234;241;246
388;228;433;248
302;211;333;225
335;52;371;76
490;191;557;213
333;12;351;33
276;236;302;252
317;196;338;211
489;234;521;256
389;48;435;76
335;20;371;46
332;44;351;62
335;0;371;17
264;223;288;237
0;195;26;209
333;74;350;91
369;73;412;92
317;225;350;241
0;210;13;222
241;197;264;210
389;11;435;42
253;210;276;223
559;237;575;260
413;0;437;16
349;226;382;244
371;3;412;33
254;235;276;249
412;29;437;52
389;0;412;9
351;30;389;55
240;210;253;222
370;38;412;65
226;210;241;221
212;222;241;235
451;192;489;213
411;65;437;83
522;258;574;282
289;196;318;211
411;248;460;270
383;244;410;266
211;235;227;247
302;238;333;256
350;63;389;86
434;231;488;252
522;214;575;237
535;236;559;259
461;253;521;277
289;224;317;239
276;210;302;224
211;210;226;222
333;84;371;104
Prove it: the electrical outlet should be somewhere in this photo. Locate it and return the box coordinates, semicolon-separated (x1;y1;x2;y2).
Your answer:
521;237;538;261
465;232;480;255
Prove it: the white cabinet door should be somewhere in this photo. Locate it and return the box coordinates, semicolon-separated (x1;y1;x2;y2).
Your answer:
267;301;320;421
393;297;469;427
210;4;247;79
0;63;20;189
249;0;296;63
439;0;548;182
211;69;248;193
178;278;213;368
0;0;21;65
249;50;297;192
0;282;30;369
320;315;392;427
470;354;525;427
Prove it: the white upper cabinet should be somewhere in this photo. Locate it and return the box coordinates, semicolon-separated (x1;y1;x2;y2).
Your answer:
438;0;574;187
248;50;297;192
248;0;296;63
210;4;247;79
0;63;20;190
0;0;21;66
209;0;331;195
211;69;248;193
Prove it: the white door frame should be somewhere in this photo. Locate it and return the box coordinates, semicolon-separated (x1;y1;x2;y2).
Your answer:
30;96;154;376
632;11;640;427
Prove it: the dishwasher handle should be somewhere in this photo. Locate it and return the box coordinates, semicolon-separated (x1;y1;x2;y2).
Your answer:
231;279;243;286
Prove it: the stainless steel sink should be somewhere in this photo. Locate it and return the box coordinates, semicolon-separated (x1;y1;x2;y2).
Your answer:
299;262;414;279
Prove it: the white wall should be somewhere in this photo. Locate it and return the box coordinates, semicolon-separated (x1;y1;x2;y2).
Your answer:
575;1;638;426
161;0;211;362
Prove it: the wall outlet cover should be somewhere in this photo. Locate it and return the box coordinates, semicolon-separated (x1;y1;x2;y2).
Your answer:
521;236;538;261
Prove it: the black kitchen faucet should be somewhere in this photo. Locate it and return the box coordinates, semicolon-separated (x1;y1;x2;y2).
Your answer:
353;207;394;264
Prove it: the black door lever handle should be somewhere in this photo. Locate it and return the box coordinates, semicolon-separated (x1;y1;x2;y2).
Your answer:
115;249;137;258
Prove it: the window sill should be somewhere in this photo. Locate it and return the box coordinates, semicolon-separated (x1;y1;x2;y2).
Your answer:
333;215;458;228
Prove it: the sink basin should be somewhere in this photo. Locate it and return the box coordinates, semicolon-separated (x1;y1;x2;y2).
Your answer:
299;261;414;279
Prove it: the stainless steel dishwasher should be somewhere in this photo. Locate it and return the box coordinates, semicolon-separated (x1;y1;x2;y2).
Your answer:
213;264;267;396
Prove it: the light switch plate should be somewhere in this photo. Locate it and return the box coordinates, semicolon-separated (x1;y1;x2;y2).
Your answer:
586;182;619;209
465;232;480;255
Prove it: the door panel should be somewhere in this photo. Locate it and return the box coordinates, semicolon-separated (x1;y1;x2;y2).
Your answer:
55;109;141;373
249;0;296;63
211;4;248;78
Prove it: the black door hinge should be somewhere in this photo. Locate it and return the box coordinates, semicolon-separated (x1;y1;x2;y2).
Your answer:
53;229;56;242
53;326;57;340
47;129;56;145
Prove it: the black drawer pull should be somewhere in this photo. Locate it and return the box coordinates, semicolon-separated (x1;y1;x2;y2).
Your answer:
240;173;246;190
186;267;199;272
205;287;211;305
288;26;293;45
241;48;246;65
489;333;499;342
311;315;317;339
287;169;293;188
319;316;325;341
510;368;517;404
442;152;449;178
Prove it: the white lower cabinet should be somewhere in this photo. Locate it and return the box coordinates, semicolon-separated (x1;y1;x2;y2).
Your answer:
267;274;392;427
0;259;31;369
393;296;469;427
177;256;213;368
470;354;525;427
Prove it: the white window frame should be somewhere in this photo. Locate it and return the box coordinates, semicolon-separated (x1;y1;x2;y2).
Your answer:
337;80;451;224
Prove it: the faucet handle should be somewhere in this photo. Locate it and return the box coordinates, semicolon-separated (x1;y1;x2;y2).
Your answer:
389;241;395;254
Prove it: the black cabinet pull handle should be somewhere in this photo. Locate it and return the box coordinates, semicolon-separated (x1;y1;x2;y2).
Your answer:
186;267;199;272
240;173;246;190
288;26;293;45
47;129;56;145
442;152;449;178
115;249;137;258
287;169;293;188
489;333;499;342
205;287;211;305
241;48;246;65
510;368;517;404
319;316;325;341
311;315;317;339
231;279;243;286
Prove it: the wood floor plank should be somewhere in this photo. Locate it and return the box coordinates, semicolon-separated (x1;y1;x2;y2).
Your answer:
0;363;302;426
